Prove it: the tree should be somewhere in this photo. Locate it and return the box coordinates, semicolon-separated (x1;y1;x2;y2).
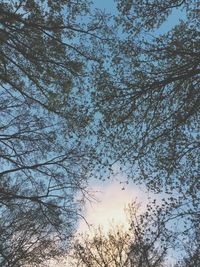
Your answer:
174;217;200;267
67;199;199;267
0;0;112;266
93;0;199;244
69;226;132;267
94;0;199;192
67;202;169;267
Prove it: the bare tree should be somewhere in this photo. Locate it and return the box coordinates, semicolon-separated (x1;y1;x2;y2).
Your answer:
67;202;168;267
68;199;199;266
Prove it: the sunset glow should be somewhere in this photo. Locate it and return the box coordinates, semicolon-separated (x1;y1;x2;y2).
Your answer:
78;181;149;234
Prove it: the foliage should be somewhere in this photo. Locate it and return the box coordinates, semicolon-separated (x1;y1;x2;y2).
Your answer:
1;0;199;265
92;2;200;263
93;0;200;213
174;217;200;267
90;3;200;262
0;0;112;266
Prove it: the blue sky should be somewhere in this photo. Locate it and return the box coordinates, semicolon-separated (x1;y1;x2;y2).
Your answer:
92;0;117;14
92;0;186;34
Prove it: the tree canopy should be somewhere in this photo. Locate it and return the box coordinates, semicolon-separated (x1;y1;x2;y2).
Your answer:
95;0;199;189
0;0;199;265
0;0;111;266
93;0;199;216
92;1;199;264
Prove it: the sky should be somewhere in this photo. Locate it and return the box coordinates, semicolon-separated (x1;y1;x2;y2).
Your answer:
92;0;117;14
77;177;152;234
92;0;186;33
